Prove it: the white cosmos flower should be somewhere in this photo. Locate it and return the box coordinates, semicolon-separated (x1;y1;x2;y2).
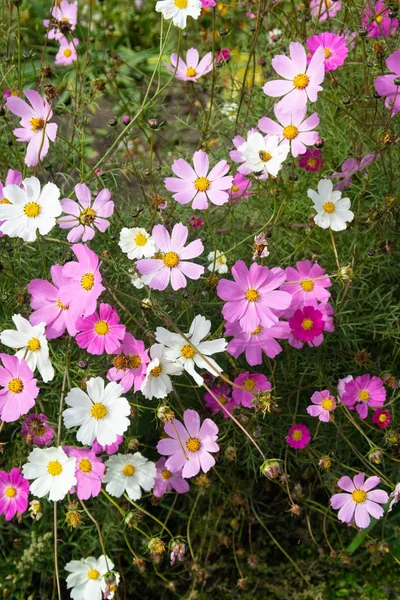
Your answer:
62;377;130;446
0;176;61;242
207;250;228;274
238;132;289;176
65;555;117;600
0;314;54;382
119;227;156;259
155;315;227;386
103;452;156;499
140;344;183;400
22;446;76;501
308;179;354;231
155;0;202;29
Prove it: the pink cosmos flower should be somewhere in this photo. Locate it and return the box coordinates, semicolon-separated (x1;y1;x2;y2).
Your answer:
217;260;291;333
0;469;29;521
310;0;342;21
43;0;78;40
374;50;400;117
286;424;311;449
107;333;150;392
372;408;391;429
64;447;105;500
306;32;348;72
215;48;231;64
60;244;105;319
338;375;353;402
165;48;213;81
306;390;336;422
232;372;271;408
361;0;398;38
225;321;290;365
76;304;126;356
263;42;325;113
55;37;78;66
59;183;114;243
204;384;235;418
189;215;204;228
157;409;219;478
201;0;216;6
92;435;123;455
288;303;334;348
21;413;55;447
6;90;58;167
153;458;190;498
229;172;252;204
283;260;331;310
0;169;23;238
136;223;204;291
28;264;77;339
341;375;386;419
3;89;20;102
331;473;388;529
299;148;324;172
0;354;39;423
164;150;233;209
258;105;319;157
329;154;379;191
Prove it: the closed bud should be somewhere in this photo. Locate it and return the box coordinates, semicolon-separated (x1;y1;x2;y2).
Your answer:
261;459;282;479
157;405;175;423
368;448;384;464
78;359;88;369
337;265;354;281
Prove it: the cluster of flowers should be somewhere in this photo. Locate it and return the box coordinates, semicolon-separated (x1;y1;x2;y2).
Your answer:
43;0;78;67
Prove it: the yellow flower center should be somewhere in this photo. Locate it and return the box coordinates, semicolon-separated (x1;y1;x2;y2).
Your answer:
283;125;298;140
90;402;108;420
186;437;201;453
375;15;383;23
301;280;314;292
129;354;142;369
324;47;332;59
4;486;16;498
56;298;68;310
251;325;262;335
243;378;256;391
352;489;367;504
194;177;211;192
122;464;135;477
63;48;72;57
174;0;188;6
0;198;11;204
292;429;303;441
79;458;92;473
321;398;335;411
322;201;335;214
161;469;172;480
379;413;388;423
186;67;197;77
181;344;196;359
30;117;44;132
47;460;63;476
27;337;41;351
307;158;317;168
94;320;110;336
231;185;239;192
163;251;180;268
219;395;228;405
81;272;95;291
8;378;24;393
80;207;96;225
301;318;313;331
258;150;272;162
87;569;100;580
134;233;147;246
245;288;259;302
217;256;226;264
150;365;163;377
293;73;309;89
23;202;41;218
358;389;370;402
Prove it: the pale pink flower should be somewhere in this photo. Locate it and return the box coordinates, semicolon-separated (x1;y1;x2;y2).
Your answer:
92;435;123;456
329;154;380;191
64;447;105;500
59;183;114;242
306;390;336;422
225;320;290;365
232;372;271;408
374;50;400;117
43;0;78;40
0;354;39;423
165;48;213;81
153;458;190;498
107;333;150;393
229;172;252;203
341;374;386;420
258;105;319;157
331;473;388;528
283;260;331;310
55;37;78;66
310;0;342;21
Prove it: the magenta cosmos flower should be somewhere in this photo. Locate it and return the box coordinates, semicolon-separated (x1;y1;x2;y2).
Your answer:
136;223;204;291
6;90;58;167
361;0;398;38
331;473;388;528
107;333;150;392
306;32;348;72
232;372;271;408
21;413;55;447
372;408;391;429
217;260;291;333
329;154;379;191
0;169;22;238
283;260;331;310
60;243;105;319
92;434;123;455
310;0;342;21
286;424;311;449
341;374;386;419
28;264;78;339
153;458;190;498
204;384;236;419
306;390;336;422
229;172;252;204
299;148;324;172
55;37;78;66
165;48;213;81
65;447;105;500
43;0;78;40
189;215;204;229
0;469;29;521
0;354;39;423
289;305;325;343
164;150;233;209
263;42;325;113
374;50;400;117
288;302;334;349
59;183;114;242
225;320;290;365
258;105;319;158
157;409;219;478
75;303;126;356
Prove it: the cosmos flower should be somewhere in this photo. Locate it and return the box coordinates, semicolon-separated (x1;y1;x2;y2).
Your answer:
203;384;236;418
258;106;319;158
306;390;336;422
153;458;190;498
237;132;289;176
64;447;105;500
165;48;213;81
43;0;78;40
229;172;252;203
65;555;116;600
103;452;156;499
75;304;126;356
308;179;354;231
55;37;79;66
286;424;311;449
22;446;77;501
0;468;29;521
328;154;379;191
225;320;290;365
309;0;342;21
21;413;55;447
331;473;388;528
207;250;228;274
341;374;386;419
155;0;202;29
283;260;331;309
229;129;267;179
372;408;391;429
0;169;22;238
92;435;124;456
0;354;39;422
232;372;271;408
118;227;156;259
299;148;324;172
107;333;150;393
140;344;183;400
361;0;398;38
374;50;400;117
306;32;348;72
189;215;204;228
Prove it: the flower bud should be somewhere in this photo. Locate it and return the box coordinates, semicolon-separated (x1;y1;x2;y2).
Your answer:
261;459;281;479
